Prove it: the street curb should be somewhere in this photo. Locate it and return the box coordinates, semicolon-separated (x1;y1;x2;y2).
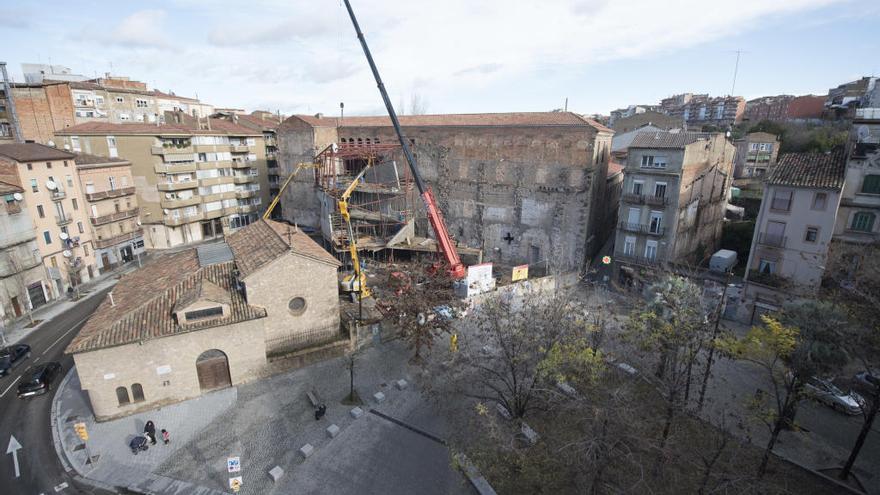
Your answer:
9;280;116;346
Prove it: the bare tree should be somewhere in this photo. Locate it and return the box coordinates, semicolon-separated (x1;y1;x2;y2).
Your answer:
408;93;429;115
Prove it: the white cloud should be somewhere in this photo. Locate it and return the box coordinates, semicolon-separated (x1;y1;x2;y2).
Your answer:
33;0;848;114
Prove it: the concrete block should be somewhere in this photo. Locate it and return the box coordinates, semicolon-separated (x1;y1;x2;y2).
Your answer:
521;423;539;445
496;403;512;420
269;466;284;482
326;424;340;438
299;444;314;458
350;407;364;419
395;379;408;390
373;392;386;403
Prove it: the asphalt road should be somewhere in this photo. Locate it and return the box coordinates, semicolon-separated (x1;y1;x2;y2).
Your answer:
0;289;111;495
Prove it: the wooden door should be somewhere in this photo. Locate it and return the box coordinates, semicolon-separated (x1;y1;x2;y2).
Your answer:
196;350;231;392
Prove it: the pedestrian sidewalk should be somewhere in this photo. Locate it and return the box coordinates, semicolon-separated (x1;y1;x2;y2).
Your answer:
4;262;139;346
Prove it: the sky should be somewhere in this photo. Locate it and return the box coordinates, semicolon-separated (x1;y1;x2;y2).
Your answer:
2;0;879;117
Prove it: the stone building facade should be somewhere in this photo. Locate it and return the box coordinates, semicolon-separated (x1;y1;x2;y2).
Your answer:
277;112;613;272
0;144;97;298
66;219;342;421
614;132;735;282
0;160;53;323
55;119;270;249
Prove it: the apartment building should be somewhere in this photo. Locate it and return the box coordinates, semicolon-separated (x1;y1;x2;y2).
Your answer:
614;132;734;283
743;151;845;300
664;94;746;130
74;154;144;272
0;160;53;323
55;120;269;249
0;144;97;298
213;111;283;213
733;132;780;179
11;74;214;144
825;77;878;120
744;94;825;123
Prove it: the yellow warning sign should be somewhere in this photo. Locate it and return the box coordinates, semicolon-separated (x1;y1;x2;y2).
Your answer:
512;264;529;281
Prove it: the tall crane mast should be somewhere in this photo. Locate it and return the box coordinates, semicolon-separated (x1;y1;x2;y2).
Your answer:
341;0;466;279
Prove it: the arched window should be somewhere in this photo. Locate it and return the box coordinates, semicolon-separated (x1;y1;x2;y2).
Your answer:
131;383;145;402
365;138;371;145
116;386;130;406
357;138;363;146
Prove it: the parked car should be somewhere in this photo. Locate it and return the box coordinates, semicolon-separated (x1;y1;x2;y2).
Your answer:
803;376;866;415
853;371;879;394
0;344;31;377
17;362;62;398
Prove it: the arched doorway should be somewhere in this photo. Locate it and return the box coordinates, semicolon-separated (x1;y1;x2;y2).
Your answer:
196;349;231;392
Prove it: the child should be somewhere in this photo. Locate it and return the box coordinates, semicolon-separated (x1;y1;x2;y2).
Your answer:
161;429;170;445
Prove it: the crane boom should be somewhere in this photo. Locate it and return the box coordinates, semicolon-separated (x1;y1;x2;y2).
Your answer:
342;0;466;279
338;159;374;299
263;162;314;220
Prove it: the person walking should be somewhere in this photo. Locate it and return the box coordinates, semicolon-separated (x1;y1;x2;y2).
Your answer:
144;420;157;445
161;429;170;445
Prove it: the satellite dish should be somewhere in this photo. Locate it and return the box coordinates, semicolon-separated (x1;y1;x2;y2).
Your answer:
63;144;71;151
165;193;173;199
163;209;170;214
12;192;23;201
47;140;56;147
45;180;57;190
59;232;70;240
857;125;870;141
331;143;339;153
62;250;72;258
136;220;142;226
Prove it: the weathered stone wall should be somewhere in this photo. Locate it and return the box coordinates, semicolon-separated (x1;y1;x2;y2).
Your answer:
243;251;341;355
12;84;76;144
73;319;267;421
278;119;608;272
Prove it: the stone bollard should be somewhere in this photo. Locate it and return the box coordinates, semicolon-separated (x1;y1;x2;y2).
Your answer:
269;466;284;482
350;407;364;419
326;424;340;438
300;444;314;458
395;379;409;390
373;392;386;403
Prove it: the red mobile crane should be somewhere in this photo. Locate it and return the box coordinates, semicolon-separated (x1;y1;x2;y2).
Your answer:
341;0;466;279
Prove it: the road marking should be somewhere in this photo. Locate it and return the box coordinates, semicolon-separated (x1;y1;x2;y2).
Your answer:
0;375;21;398
6;435;22;478
42;315;90;356
54;481;68;491
34;356;41;363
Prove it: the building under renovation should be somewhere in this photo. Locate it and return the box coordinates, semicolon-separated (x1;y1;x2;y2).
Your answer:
276;112;613;272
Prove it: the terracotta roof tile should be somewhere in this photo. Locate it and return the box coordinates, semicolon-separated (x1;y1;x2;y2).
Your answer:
0;143;75;162
226;219;340;278
629;131;715;149
288;111;610;131
768;150;847;189
66;252;267;354
72;153;129;166
607;161;625;178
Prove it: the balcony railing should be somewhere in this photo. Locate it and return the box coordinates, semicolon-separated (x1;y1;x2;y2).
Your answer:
231;145;251;153
50;189;66;201
234;175;257;184
644;195;669;207
756;232;787;248
615;250;662;267
86;186;136;201
748;270;788;289
90;207;139;226
55;213;73;226
158;181;198;191
618;222;666;236
622;193;643;204
94;228;143;249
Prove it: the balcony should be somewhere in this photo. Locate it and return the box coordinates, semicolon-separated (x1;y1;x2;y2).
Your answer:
236;189;258;199
622;193;643;204
154;162;197;174
231;160;252;169
90;207;139;226
50;189;66;201
193;144;230;153
160;196;201;209
86;186;136;201
152;145;193;156
756;232;786;248
644;195;669;207
618;222;666;236
158;181;198;192
231;145;251;153
55;213;73;226
196;161;233;170
234;175;257;184
198;176;235;187
615;250;662;267
748;269;788;289
201;191;237;203
94;228;143;249
266;152;277;160
165;212;204;226
267;159;278;169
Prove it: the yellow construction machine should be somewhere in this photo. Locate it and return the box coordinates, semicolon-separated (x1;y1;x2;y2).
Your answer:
338;157;374;300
